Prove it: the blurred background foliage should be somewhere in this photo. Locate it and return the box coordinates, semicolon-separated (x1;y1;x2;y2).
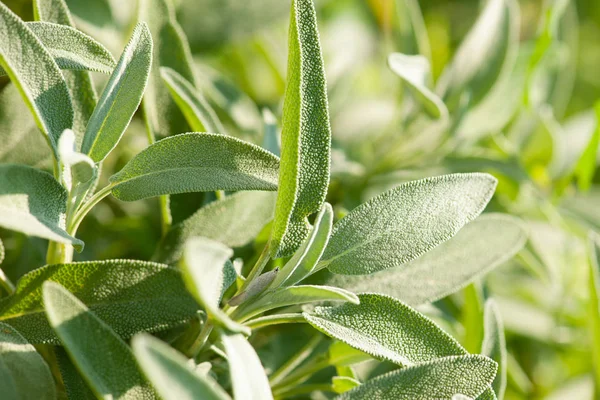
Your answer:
2;0;600;398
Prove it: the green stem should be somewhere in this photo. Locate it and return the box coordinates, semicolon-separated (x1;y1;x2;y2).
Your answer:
273;383;334;399
271;356;331;390
69;184;114;235
46;241;73;265
187;321;213;359
270;334;323;385
238;242;271;293
158;195;172;237
245;313;305;330
0;268;15;295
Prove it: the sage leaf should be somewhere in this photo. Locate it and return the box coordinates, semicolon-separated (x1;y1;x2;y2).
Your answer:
155;191;276;264
0;260;198;344
228;268;280;307
326;214;526;305
161;67;226;134
336;355;497;400
574;102;600;191
0;357;18;400
132;334;231;400
482;299;507;400
43;282;155;399
58;128;95;191
262;108;280;156
109;133;279;201
453;395;475;400
270;0;332;258
81;22;152;162
231;285;359;321
180;237;249;334
320;173;497;275
0;2;73;154
221;333;274;400
388;53;447;119
0;322;55;400
56;347;96;400
588;232;600;387
394;0;431;60
0;164;83;249
332;376;361;394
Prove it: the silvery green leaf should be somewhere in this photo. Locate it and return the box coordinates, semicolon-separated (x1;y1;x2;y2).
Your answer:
228;268;280;307
58;129;95;191
270;0;331;258
0;164;83;249
482;299;507;400
0;2;73;155
82;22;152;162
587;232;600;387
453;396;474;400
132;334;231;400
109;133;280;201
221;333;274;400
0;260;198;344
55;347;96;400
0;322;55;400
161;67;226;134
180;237;249;334
332;376;360;394
155;191;276;264
394;0;431;60
336;355;497;400
320;173;497;275
326;214;526;306
43;282;156;399
388;53;447;119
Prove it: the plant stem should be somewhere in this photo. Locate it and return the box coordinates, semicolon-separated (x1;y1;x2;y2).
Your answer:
187;321;213;358
158;194;172;236
271;356;331;391
245;313;305;330
273;383;334;399
0;268;15;295
46;241;73;265
270;334;323;385
238;242;271;293
69;184;114;235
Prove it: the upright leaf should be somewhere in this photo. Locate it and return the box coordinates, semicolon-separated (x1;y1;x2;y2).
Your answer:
320;173;497;275
132;334;231;400
81;23;152;162
0;164;82;248
56;348;96;400
270;0;332;258
0;2;73;154
43;282;155;399
574;102;600;191
109;133;279;201
336;355;497;400
482;299;507;400
0;322;55;400
221;333;274;400
588;232;600;388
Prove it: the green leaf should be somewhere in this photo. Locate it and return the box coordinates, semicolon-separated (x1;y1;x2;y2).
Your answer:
336;355;497;400
161;67;226;134
394;0;431;61
587;232;600;388
81;22;152;162
332;376;361;394
0;2;73;155
0;322;55;400
109;133;279;201
0;357;18;400
574;102;600;191
180;237;249;334
231;285;359;322
132;334;231;400
388;53;447;119
262;109;280;156
436;0;519;108
326;214;526;306
482;299;507;400
320;173;497;275
43;282;155;399
328;341;372;366
221;333;274;400
58;128;95;190
0;260;198;344
155;191;276;264
0;164;83;249
270;0;332;258
56;347;96;400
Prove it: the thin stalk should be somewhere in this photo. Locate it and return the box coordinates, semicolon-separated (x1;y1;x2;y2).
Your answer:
273;383;334;399
271;356;331;391
270;334;323;385
187;321;213;359
245;313;305;330
69;184;114;235
0;268;15;295
238;242;271;293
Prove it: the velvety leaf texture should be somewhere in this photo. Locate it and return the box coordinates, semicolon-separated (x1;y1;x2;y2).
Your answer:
482;299;507;400
336;355;497;400
43;282;156;399
0;322;55;400
109;133;280;201
0;164;82;248
326;214;526;305
0;2;73;154
132;334;231;400
0;260;198;344
271;0;332;258
320;173;497;275
155;191;276;265
56;347;96;400
82;22;152;162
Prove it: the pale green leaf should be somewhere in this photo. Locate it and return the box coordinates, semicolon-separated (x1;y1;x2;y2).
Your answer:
587;232;600;387
228;268;280;307
332;376;360;394
320;173;497;275
82;22;152;162
0;322;55;400
43;282;155;399
0;2;73;154
262;108;280;156
0;164;82;249
132;334;231;400
155;191;276;264
109;133;279;201
326;214;526;305
0;357;18;400
270;0;331;258
574;102;600;191
221;333;274;400
328;341;372;366
394;0;431;61
482;299;507;400
58;128;95;191
180;237;249;334
336;355;497;400
0;260;198;344
388;53;447;119
161;67;226;134
453;396;475;400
